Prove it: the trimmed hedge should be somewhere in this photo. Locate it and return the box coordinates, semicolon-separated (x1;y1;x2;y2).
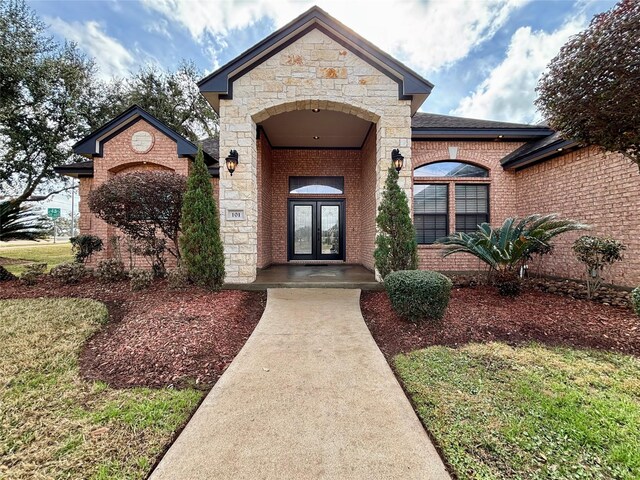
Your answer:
632;287;640;317
384;270;452;323
50;262;87;284
96;259;126;283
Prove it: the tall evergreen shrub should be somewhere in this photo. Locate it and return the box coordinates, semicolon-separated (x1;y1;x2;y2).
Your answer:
180;146;225;289
374;166;418;278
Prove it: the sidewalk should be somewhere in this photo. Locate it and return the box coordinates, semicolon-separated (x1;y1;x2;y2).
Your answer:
150;288;450;479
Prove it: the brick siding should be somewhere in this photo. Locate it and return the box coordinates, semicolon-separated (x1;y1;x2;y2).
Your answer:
79;119;197;268
410;140;523;272
516;147;640;288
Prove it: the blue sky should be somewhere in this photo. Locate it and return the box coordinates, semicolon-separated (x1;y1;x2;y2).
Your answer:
30;0;616;124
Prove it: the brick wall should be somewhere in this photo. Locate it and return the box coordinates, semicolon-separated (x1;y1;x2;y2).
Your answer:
410;140;523;271
257;133;273;268
266;148;363;264
359;127;377;270
79;119;192;267
516;147;640;287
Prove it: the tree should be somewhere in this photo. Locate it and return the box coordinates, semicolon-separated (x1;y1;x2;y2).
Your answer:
374;166;418;279
98;62;218;142
0;0;104;203
573;235;625;298
180;147;225;289
536;0;640;170
88;171;186;275
437;214;588;296
0;200;47;280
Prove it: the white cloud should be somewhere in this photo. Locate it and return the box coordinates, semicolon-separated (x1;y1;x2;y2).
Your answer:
451;18;587;123
140;0;529;74
145;19;173;40
47;17;134;79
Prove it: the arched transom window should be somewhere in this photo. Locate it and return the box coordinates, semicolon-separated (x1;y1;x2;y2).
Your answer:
414;161;488;178
413;161;490;244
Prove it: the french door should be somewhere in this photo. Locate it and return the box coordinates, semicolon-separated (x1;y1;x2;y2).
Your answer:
288;200;345;261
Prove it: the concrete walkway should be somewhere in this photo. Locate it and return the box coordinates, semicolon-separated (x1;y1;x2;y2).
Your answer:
150;289;450;480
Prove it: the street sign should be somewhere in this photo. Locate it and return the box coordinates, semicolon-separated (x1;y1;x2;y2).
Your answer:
47;208;61;219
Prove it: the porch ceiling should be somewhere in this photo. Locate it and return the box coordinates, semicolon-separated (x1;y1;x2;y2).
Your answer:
259;109;372;148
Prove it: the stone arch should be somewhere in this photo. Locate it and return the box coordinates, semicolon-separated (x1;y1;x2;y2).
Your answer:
251;99;381;124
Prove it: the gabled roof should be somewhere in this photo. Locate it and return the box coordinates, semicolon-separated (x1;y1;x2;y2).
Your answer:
73;105;208;160
58;107;220;178
411;112;554;140
500;132;579;169
198;6;433;114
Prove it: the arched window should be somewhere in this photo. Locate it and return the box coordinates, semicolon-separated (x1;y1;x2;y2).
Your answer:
413;161;489;244
289;176;344;194
414;161;488;178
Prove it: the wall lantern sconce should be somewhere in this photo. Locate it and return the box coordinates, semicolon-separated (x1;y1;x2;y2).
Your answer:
391;148;404;173
226;150;239;176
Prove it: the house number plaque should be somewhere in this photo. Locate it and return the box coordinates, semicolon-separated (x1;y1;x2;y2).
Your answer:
226;209;245;221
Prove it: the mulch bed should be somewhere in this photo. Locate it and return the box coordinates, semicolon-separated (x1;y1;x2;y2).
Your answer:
0;277;266;389
361;286;640;358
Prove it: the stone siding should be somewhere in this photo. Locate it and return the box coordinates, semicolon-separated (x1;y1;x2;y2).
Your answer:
516;147;640;287
218;27;412;282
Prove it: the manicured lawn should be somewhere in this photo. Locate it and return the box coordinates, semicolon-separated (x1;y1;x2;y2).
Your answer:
0;298;203;479
0;242;74;275
395;343;640;479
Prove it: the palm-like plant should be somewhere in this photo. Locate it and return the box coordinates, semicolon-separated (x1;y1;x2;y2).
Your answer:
0;200;47;281
0;201;47;241
437;214;589;295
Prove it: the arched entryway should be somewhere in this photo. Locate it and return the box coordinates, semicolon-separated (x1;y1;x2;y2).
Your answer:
251;101;380;272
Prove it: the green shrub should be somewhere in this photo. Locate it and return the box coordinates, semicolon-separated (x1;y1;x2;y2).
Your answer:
385;270;452;322
0;266;16;282
438;215;588;296
632;287;640;317
167;266;190;289
180;146;225;289
374;165;417;279
20;263;47;285
96;259;126;283
129;269;153;291
573;235;626;299
494;270;521;297
50;262;87;284
70;234;103;263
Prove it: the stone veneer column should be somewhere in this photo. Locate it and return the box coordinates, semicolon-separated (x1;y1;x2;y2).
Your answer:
218;106;258;283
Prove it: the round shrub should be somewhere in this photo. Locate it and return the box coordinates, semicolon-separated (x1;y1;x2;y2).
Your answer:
632;287;640;317
95;259;126;283
384;270;452;323
129;269;153;291
20;263;47;286
50;262;87;284
167;266;190;289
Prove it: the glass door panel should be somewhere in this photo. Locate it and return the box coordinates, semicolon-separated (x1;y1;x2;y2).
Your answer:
320;205;340;255
293;205;313;255
288;200;344;261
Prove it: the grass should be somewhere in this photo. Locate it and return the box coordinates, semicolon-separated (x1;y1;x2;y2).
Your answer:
0;298;203;479
0;242;74;275
395;343;640;480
